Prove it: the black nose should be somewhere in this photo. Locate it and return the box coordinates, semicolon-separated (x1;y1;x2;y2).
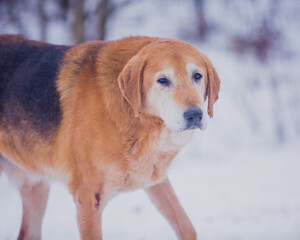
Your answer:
183;108;203;128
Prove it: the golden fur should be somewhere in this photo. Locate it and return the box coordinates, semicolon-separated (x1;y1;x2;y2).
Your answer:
0;35;220;240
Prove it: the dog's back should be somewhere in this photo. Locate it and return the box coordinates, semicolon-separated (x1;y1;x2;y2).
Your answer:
0;34;70;135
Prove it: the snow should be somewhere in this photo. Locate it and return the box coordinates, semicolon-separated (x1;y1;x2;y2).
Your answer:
1;0;300;239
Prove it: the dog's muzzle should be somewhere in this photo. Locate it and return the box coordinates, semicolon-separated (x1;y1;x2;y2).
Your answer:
183;108;203;130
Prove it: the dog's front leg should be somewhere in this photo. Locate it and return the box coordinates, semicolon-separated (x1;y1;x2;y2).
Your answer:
71;181;104;240
145;178;197;240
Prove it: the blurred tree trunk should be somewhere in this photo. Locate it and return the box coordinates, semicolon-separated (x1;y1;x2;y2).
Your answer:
58;0;70;20
4;0;27;35
194;0;208;40
95;0;132;40
73;0;85;44
96;0;112;41
37;0;48;41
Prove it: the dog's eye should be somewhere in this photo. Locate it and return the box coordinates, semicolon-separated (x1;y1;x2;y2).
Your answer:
193;72;202;81
157;77;170;86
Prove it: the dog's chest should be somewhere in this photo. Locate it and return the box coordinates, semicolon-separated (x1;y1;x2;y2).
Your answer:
117;128;195;191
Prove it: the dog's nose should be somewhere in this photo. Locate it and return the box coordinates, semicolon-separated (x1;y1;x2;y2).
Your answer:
183;108;203;128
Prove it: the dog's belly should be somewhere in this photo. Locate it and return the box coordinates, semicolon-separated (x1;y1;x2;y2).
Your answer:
0;155;43;189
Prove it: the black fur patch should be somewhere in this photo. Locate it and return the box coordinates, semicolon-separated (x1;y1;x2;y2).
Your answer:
0;35;70;135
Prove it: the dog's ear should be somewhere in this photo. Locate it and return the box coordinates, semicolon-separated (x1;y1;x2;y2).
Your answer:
204;56;220;118
118;54;146;117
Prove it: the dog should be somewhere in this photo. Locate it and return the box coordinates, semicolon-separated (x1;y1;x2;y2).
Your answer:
0;34;220;240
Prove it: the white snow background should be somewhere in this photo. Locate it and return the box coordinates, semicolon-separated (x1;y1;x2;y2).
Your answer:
1;0;300;239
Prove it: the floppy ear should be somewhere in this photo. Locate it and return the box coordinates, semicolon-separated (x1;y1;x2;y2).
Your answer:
204;57;220;118
118;54;146;117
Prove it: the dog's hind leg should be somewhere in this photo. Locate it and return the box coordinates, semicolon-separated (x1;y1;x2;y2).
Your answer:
17;181;49;240
0;156;50;240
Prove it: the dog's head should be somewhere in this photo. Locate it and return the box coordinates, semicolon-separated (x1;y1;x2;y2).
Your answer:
118;39;220;132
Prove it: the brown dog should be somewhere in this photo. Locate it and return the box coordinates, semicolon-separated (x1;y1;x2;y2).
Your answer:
0;34;220;239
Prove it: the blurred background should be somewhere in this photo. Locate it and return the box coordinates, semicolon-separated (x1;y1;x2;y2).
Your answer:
0;0;300;239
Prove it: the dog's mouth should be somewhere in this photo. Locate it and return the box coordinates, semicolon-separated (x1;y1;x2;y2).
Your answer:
179;122;203;132
185;122;203;131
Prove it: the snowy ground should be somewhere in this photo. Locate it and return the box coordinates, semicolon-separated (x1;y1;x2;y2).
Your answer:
1;0;300;239
1;139;299;240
